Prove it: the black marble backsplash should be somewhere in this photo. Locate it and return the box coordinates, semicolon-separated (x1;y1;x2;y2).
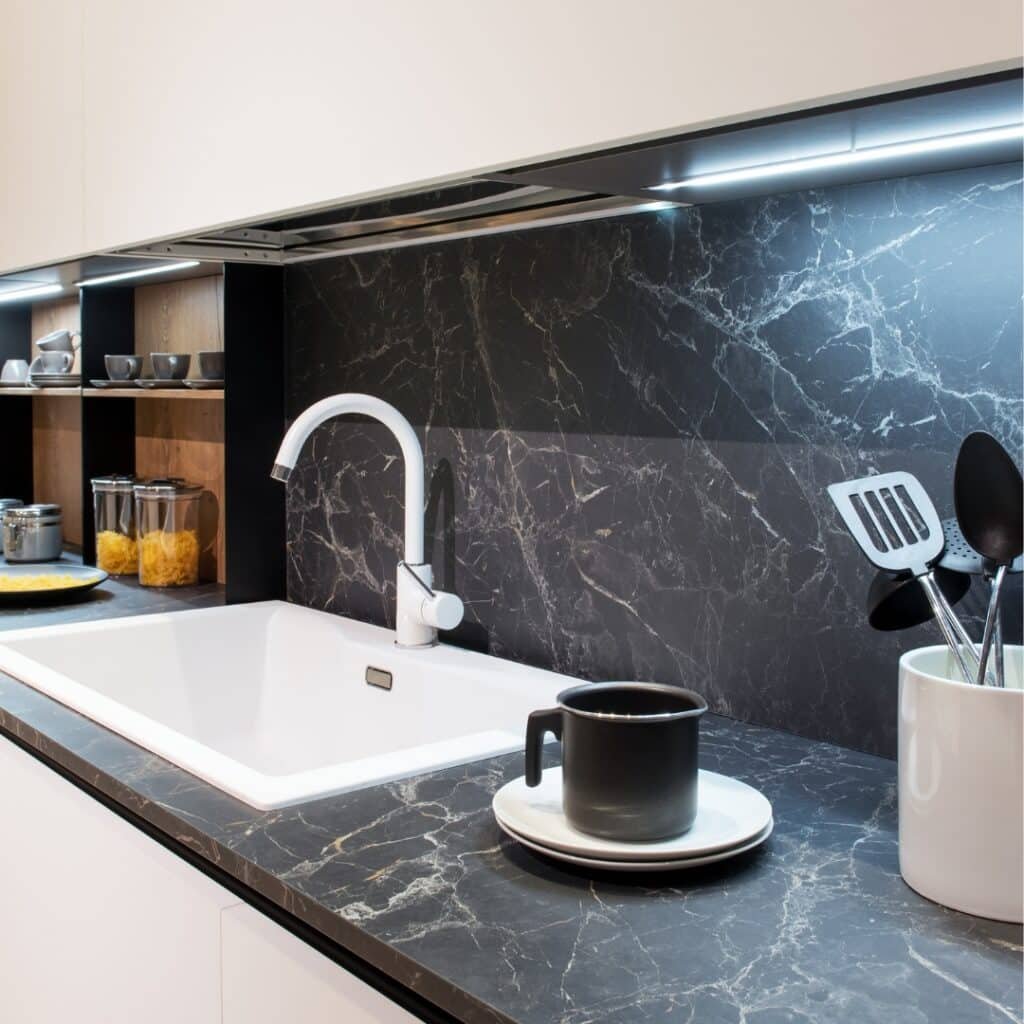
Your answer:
284;163;1023;758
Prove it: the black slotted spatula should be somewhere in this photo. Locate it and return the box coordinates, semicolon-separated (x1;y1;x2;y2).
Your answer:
827;471;982;683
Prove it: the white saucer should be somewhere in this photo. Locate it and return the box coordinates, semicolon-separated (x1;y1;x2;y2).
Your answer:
498;817;773;871
29;376;81;388
492;768;772;862
183;379;224;389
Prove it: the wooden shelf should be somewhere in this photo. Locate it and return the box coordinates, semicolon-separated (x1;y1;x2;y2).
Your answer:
83;388;223;400
0;387;82;397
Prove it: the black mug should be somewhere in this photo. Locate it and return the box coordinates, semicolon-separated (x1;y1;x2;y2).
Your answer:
526;682;707;841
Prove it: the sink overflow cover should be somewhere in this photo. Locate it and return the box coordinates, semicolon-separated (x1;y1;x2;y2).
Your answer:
365;666;393;691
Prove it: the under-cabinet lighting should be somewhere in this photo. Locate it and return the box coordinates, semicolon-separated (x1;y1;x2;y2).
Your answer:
0;284;62;303
75;260;201;287
650;123;1024;192
0;283;63;304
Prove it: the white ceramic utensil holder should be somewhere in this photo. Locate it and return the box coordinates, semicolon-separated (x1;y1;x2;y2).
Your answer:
898;645;1022;923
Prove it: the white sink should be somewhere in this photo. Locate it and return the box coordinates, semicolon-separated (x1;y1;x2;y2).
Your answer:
0;601;570;809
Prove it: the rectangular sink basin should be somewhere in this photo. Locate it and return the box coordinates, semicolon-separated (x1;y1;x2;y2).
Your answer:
0;601;570;809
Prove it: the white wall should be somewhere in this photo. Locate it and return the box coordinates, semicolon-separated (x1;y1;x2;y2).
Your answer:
2;0;1021;272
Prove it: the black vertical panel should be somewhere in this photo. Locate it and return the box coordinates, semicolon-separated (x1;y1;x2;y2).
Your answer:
79;287;135;566
223;263;285;603
0;305;31;363
0;307;33;502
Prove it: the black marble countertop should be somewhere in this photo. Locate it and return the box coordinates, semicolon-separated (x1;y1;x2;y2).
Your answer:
0;614;1018;1024
0;552;224;629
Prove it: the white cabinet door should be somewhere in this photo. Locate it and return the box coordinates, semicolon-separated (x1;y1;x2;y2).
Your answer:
80;0;1022;258
0;0;87;273
221;903;417;1023
0;735;238;1024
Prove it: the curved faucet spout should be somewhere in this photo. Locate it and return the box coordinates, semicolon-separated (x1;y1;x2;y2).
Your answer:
271;393;425;564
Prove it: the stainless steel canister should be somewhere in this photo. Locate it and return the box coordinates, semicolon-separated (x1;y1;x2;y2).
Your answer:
4;504;63;562
0;499;25;553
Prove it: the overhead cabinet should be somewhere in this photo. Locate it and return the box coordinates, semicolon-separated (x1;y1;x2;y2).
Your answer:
0;0;86;272
1;0;1015;273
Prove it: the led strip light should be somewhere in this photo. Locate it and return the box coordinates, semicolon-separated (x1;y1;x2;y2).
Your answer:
75;260;200;287
0;284;63;304
651;123;1024;192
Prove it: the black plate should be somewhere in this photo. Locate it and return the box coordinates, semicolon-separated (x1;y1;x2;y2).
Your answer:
0;564;109;605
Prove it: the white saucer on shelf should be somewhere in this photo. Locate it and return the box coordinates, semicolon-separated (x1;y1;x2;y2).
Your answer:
492;767;772;863
497;817;773;872
183;379;224;390
136;379;186;389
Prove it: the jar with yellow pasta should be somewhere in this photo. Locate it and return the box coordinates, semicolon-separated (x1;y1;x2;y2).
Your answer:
91;475;137;575
133;479;203;587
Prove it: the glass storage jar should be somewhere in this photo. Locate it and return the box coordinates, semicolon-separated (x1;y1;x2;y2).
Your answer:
133;479;203;587
91;475;137;575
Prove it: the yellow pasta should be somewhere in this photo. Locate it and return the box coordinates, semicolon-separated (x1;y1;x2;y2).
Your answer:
96;530;138;575
0;574;95;592
139;528;199;587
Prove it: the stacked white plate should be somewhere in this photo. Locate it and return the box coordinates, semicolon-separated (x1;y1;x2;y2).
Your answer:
29;374;81;388
493;768;773;871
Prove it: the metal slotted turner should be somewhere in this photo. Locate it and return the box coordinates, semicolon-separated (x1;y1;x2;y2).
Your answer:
827;471;983;683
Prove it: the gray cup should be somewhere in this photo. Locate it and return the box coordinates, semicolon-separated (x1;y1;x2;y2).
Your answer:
526;683;707;841
197;350;224;380
105;354;142;380
151;353;191;380
33;352;74;374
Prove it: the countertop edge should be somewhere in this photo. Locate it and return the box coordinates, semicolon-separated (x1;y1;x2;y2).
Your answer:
0;689;514;1024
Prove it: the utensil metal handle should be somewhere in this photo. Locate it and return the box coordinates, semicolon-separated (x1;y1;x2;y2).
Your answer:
976;564;1007;687
994;616;1005;689
927;573;995;685
920;574;974;684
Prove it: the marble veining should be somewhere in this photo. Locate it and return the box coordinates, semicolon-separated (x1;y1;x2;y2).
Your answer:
0;670;1018;1024
285;164;1023;758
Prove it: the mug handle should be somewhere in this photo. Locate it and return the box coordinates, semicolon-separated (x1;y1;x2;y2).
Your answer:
525;708;562;787
61;352;74;371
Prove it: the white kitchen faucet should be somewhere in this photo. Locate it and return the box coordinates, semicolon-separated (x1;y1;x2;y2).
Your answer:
271;393;464;648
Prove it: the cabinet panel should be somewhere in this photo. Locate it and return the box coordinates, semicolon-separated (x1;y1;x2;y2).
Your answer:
0;735;236;1024
81;0;1022;256
0;0;86;272
222;903;417;1023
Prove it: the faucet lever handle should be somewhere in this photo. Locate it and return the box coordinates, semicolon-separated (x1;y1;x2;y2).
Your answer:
420;590;464;631
398;561;464;633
